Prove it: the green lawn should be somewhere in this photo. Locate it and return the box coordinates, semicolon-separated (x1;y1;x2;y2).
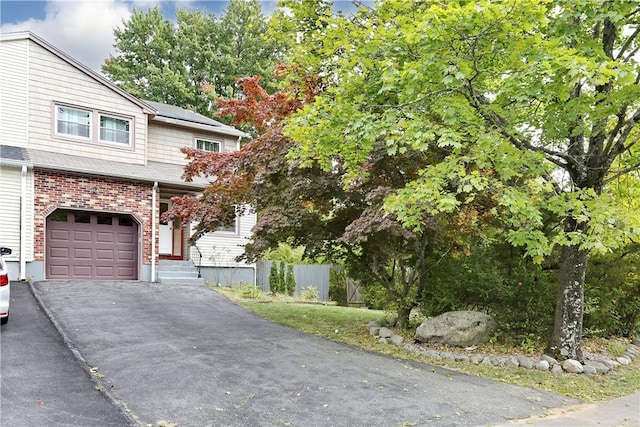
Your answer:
216;286;640;402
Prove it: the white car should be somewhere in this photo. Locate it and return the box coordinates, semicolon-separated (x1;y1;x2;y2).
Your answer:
0;247;11;325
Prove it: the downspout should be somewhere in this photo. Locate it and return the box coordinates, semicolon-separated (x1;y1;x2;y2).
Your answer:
151;182;158;282
20;165;27;280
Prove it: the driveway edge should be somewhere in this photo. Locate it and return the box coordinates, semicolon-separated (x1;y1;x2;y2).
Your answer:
28;281;140;427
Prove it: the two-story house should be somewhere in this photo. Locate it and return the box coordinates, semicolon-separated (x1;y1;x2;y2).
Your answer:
0;31;256;285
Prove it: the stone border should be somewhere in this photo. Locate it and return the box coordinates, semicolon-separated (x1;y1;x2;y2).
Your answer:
366;319;639;375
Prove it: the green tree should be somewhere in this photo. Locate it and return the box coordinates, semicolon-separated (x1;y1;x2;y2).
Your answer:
103;0;280;116
285;0;640;360
269;260;280;294
278;261;286;293
285;264;296;296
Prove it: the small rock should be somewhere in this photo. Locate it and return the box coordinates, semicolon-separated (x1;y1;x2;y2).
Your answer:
541;354;558;365
424;349;442;359
386;317;398;328
616;356;631;365
481;356;493;365
470;354;485;365
455;354;470;363
584;360;609;374
623;352;635;360
379;327;393;339
369;327;381;337
627;344;638;353
562;359;584;374
601;359;615;370
536;360;550;371
632;337;640;346
517;356;534;370
582;365;598;375
379;337;388;344
551;364;564;376
389;334;404;346
441;352;456;362
505;356;519;368
366;320;380;330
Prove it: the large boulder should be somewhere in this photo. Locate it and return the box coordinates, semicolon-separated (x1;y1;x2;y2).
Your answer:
415;311;497;347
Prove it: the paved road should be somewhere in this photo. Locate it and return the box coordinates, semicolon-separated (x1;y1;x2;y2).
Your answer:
0;281;133;427
30;280;576;427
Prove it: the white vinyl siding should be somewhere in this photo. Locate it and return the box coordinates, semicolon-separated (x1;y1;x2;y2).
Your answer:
0;38;29;147
26;41;147;164
0;165;34;262
147;122;238;165
190;209;256;268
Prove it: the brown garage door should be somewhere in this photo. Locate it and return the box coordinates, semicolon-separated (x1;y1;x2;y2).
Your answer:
46;210;138;279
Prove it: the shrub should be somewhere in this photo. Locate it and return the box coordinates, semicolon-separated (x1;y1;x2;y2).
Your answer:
285;264;296;296
278;261;286;293
269;261;280;294
240;284;263;299
419;241;558;340
585;248;640;337
329;268;348;306
300;286;319;301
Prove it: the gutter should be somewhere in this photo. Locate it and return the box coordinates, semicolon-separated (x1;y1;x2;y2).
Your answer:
151;182;158;282
20;165;27;280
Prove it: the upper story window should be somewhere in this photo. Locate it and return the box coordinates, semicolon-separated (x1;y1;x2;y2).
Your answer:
196;138;221;153
57;106;90;139
100;115;131;144
54;103;133;148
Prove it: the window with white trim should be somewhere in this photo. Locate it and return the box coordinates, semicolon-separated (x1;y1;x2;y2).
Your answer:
100;115;131;144
54;103;133;147
196;138;221;152
57;106;90;139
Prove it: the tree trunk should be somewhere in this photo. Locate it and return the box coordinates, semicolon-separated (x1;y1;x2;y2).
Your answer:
396;305;413;329
548;217;588;361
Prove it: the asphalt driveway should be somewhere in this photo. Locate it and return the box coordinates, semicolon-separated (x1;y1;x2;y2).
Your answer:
31;281;575;426
0;281;131;426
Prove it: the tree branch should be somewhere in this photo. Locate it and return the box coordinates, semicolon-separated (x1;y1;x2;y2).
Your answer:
604;161;640;184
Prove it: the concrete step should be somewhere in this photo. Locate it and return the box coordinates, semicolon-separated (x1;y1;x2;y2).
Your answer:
157;277;205;286
157;265;199;273
158;260;194;266
157;270;200;278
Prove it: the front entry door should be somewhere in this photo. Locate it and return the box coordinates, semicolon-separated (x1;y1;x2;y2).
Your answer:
159;202;183;259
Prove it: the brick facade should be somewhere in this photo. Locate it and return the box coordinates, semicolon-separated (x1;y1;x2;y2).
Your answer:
34;170;157;268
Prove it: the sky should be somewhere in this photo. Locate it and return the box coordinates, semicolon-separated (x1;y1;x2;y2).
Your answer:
0;0;280;72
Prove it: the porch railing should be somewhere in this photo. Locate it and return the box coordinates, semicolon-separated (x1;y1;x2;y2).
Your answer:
190;244;203;278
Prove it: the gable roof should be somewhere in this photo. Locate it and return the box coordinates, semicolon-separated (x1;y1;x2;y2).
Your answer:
144;100;248;138
0;31;155;115
0;31;248;139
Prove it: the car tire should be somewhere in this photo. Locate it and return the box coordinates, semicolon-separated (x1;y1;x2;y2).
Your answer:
1;315;8;325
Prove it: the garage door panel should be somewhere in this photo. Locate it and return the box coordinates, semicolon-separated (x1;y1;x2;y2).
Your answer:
73;230;93;242
96;232;114;243
96;266;115;277
49;265;70;277
117;233;136;244
73;248;93;260
117;267;135;277
49;247;70;259
49;229;70;241
96;249;115;260
72;265;93;277
117;249;135;261
47;211;138;280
